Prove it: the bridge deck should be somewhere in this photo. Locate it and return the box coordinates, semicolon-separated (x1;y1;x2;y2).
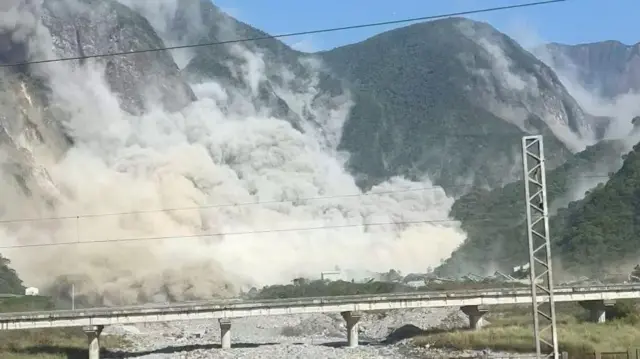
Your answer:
0;284;638;330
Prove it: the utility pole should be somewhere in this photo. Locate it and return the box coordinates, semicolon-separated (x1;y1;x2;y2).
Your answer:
71;284;75;310
521;135;559;359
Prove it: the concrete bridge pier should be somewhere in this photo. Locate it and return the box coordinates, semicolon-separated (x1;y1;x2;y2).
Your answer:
341;311;362;347
579;300;615;323
219;318;232;349
461;305;488;330
83;325;104;359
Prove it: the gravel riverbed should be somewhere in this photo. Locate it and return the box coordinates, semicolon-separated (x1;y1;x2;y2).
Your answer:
103;308;523;358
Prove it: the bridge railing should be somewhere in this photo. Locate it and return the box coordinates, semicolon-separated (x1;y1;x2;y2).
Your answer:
0;283;638;321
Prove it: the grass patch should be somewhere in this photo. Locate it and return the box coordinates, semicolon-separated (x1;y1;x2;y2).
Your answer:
0;328;130;359
0;296;130;359
413;302;640;357
0;296;56;313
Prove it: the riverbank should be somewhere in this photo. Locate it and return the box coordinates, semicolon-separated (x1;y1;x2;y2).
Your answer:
412;302;640;357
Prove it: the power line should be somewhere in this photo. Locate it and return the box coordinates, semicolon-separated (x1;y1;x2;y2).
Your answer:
1;0;567;68
0;1;597;228
0;185;453;224
0;173;612;225
0;174;616;250
0;171;616;250
0;217;497;250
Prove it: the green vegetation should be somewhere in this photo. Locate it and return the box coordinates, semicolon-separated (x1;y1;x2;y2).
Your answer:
320;17;578;192
413;301;640;357
183;10;585;194
253;279;416;299
0;328;129;359
250;277;527;300
0;296;55;313
437;140;626;277
0;256;25;295
179;7;637;278
552;142;640;274
258;278;640;357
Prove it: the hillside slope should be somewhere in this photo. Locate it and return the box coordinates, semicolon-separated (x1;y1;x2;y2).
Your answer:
122;2;604;195
42;0;195;114
122;0;352;149
0;0;205;297
320;17;608;193
552;141;640;274
542;41;640;99
436;139;626;276
0;0;630;299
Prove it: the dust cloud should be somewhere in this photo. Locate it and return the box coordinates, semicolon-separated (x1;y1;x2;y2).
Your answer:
510;22;640;147
455;19;598;153
114;0;206;69
0;0;466;305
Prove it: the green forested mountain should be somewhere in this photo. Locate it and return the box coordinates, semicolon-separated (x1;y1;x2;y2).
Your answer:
0;257;24;295
437;139;626;277
552;141;640;274
162;3;599;194
320;17;600;193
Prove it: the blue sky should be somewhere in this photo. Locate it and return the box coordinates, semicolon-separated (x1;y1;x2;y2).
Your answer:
212;0;639;52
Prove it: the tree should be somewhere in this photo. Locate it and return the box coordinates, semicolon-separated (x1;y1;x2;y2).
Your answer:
292;277;308;286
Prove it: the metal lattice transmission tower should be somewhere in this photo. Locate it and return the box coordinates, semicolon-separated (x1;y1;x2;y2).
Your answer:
521;135;559;359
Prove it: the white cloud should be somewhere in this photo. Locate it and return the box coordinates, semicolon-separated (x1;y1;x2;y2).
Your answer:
289;36;319;53
219;6;241;18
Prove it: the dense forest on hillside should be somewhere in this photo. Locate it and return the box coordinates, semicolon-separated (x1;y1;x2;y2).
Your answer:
249;278;528;300
437;140;626;276
552;142;640;273
321;17;581;193
0;256;24;294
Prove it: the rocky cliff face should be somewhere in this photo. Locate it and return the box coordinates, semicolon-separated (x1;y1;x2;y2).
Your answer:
543;41;640;99
114;2;617;196
41;0;195;115
119;3;605;196
0;70;68;216
0;0;215;299
0;0;198;221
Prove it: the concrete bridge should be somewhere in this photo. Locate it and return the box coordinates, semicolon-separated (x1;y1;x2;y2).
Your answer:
0;284;638;358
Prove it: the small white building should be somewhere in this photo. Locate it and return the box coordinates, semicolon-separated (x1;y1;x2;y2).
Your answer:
25;287;39;296
321;271;342;282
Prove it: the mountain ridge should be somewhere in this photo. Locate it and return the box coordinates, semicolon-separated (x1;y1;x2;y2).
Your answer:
541;40;640;99
140;5;602;194
320;17;604;193
0;0;636;299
